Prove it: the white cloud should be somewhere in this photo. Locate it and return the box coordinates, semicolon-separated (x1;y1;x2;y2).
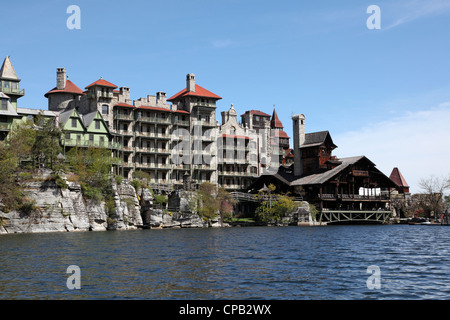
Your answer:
382;0;450;30
334;103;450;194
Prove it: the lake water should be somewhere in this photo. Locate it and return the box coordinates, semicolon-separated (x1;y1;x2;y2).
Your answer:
1;225;450;300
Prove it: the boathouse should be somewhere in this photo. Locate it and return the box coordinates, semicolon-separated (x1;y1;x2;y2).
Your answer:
246;114;397;224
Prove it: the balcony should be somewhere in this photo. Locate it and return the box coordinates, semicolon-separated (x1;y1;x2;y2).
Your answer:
317;193;390;201
117;130;134;137
135;147;171;155
137;116;171;125
172;164;191;170
172;120;190;126
193;164;215;171
62;139;122;150
0;86;25;96
114;114;134;121
136;132;171;139
136;163;171;170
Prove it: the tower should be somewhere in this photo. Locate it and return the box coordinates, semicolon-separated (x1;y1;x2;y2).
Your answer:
0;56;25;110
292;114;305;177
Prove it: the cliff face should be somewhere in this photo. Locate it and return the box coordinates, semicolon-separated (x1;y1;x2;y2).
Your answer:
0;170;226;235
0;172;145;234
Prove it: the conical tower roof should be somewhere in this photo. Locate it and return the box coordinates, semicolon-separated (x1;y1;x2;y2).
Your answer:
0;56;20;80
270;109;284;129
389;167;409;188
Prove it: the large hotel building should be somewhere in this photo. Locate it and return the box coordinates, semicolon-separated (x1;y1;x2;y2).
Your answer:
1;56;292;191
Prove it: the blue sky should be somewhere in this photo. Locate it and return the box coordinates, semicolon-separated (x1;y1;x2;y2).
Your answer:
3;0;450;193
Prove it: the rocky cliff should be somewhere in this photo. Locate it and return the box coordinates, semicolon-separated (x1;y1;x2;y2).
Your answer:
0;170;226;235
0;170;145;234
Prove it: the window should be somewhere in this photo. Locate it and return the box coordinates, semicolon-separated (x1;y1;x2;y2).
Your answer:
1;99;7;110
77;135;81;141
205;115;210;123
71;118;77;128
65;133;70;140
3;81;9;88
89;134;94;141
198;114;202;121
95;120;101;130
100;136;105;144
102;105;109;115
122;123;128;131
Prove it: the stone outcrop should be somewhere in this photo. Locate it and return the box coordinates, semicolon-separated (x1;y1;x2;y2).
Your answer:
0;172;145;234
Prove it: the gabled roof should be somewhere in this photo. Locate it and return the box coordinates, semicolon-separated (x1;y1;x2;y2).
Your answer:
85;78;118;89
44;79;85;97
271;109;283;129
0;92;20;117
241;110;271;117
291;156;366;186
389;167;409;188
167;84;222;101
80;111;98;128
58;108;80;127
302;131;337;149
0;56;19;80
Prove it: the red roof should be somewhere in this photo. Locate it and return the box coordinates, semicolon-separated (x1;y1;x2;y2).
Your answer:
241;110;271;117
167;84;222;101
115;103;135;108
271;109;284;129
44;80;85;97
85;78;118;89
273;130;290;138
137;105;172;112
173;109;190;114
221;134;252;140
389;167;409;188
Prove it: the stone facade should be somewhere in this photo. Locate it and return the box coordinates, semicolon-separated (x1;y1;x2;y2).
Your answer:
43;67;291;192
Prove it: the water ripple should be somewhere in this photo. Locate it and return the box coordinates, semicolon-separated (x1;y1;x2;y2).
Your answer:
1;225;450;299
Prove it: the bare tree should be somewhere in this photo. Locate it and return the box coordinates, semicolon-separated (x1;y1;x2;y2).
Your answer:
418;175;450;218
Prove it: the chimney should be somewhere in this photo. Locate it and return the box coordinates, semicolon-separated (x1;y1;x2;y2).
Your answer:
56;68;66;90
292;114;305;177
156;92;167;105
119;87;130;100
186;73;195;92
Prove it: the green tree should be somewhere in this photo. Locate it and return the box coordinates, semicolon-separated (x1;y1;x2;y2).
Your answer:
255;184;296;223
32;115;62;169
0;142;22;210
66;147;118;201
189;183;236;225
217;187;236;223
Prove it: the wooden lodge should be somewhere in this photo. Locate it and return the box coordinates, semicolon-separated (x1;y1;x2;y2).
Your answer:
247;115;398;224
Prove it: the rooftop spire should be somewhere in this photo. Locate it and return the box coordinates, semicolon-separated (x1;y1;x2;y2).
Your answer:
0;56;20;80
270;108;284;129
